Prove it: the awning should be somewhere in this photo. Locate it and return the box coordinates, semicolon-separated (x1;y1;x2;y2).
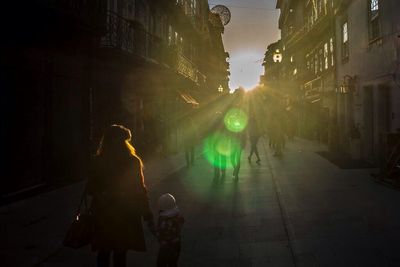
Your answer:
178;91;199;106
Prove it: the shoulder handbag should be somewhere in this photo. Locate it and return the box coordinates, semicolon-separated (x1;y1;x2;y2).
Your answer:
63;185;93;249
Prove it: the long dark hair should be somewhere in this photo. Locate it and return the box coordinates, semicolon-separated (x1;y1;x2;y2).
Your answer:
96;124;145;186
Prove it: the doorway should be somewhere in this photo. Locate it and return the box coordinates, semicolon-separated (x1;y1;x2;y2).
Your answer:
363;86;374;162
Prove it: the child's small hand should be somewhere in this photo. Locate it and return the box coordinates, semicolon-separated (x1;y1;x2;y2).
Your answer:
147;220;157;236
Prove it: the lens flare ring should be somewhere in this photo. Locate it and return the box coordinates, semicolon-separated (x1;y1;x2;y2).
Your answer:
224;108;248;133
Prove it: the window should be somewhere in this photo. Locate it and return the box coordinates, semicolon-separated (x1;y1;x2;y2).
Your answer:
319;48;323;72
178;35;184;52
369;0;381;41
184;1;189;14
314;54;318;74
308;11;313;28
168;25;173;45
324;43;328;69
318;0;323;15
308;54;314;73
343;22;348;43
330;38;334;66
313;8;317;23
371;0;378;12
193;0;198;15
341;21;349;61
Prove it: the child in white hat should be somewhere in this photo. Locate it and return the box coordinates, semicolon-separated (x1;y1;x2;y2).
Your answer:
156;193;184;267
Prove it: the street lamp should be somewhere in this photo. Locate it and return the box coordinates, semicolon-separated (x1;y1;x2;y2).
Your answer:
218;85;224;92
273;49;282;63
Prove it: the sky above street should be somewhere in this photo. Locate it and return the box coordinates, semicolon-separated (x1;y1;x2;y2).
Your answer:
208;0;280;90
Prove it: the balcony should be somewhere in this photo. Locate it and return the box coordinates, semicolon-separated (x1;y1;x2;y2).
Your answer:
99;10;200;83
285;10;331;49
100;11;178;65
100;11;143;55
176;53;199;83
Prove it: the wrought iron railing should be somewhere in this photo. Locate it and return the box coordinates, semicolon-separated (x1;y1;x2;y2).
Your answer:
177;53;198;83
286;11;330;48
99;10;199;82
100;11;136;53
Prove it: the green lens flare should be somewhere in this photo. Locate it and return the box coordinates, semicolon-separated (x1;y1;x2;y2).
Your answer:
224;108;248;133
203;132;241;169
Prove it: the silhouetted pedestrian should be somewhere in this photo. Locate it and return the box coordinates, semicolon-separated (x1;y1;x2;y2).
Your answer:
156;193;184;267
88;124;155;267
248;117;262;163
230;129;246;179
212;111;227;180
182;117;197;167
229;89;247;179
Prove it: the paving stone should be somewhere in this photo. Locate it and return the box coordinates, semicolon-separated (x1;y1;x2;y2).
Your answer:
5;138;400;266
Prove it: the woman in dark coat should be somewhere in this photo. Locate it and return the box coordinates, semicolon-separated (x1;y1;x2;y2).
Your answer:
88;124;155;267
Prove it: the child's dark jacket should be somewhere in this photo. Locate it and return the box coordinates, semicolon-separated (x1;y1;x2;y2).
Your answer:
157;208;184;245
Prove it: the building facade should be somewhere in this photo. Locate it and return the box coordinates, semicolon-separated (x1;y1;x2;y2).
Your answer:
270;0;400;166
334;0;400;163
1;0;229;198
276;0;337;142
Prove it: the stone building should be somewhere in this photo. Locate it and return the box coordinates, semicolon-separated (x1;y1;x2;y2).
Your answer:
334;0;400;163
275;0;337;142
1;0;229;198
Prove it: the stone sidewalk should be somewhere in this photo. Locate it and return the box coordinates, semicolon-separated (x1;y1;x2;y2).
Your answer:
0;150;189;267
270;139;400;267
3;138;400;267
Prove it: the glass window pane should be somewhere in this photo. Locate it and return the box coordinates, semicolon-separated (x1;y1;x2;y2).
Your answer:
342;22;348;43
371;0;379;11
324;43;328;69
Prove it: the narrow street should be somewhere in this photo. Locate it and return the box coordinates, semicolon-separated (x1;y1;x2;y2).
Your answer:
24;137;400;267
4;1;400;267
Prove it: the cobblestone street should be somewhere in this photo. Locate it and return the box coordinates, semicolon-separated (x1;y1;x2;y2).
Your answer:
3;138;400;267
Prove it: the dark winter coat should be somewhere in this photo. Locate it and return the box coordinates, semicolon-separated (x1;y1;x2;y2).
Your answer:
87;154;153;252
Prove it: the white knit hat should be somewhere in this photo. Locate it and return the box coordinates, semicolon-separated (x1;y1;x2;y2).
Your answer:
158;193;177;212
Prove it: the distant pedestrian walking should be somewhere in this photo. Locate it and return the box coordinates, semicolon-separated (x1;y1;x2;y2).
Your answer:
230;130;246;179
156;193;184;267
182;117;197;167
212;111;227;180
248;117;262;163
88;124;156;267
274;121;285;156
